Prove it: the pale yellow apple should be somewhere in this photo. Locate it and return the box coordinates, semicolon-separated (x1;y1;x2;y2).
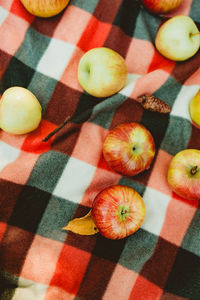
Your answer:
0;87;42;135
189;89;200;127
77;47;127;98
155;15;200;61
20;0;70;18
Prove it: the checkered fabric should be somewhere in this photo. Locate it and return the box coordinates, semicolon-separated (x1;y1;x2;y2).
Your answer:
0;0;200;299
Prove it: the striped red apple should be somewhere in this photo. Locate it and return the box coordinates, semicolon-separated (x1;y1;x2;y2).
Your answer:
103;122;155;176
91;185;145;239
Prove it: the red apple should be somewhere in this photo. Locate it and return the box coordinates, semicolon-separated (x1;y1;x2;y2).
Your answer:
103;122;155;176
141;0;183;14
167;149;200;201
91;185;145;239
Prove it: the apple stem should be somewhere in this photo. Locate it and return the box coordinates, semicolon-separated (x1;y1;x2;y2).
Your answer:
42;115;71;142
121;208;128;216
190;32;200;37
191;166;198;175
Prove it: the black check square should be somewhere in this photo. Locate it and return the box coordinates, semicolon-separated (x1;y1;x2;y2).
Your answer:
113;0;140;37
92;233;127;264
165;247;200;300
1;57;35;92
9;185;50;233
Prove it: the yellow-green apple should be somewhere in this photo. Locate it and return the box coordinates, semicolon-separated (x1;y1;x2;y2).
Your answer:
91;185;145;239
189;89;200;127
77;47;127;98
155;15;200;61
20;0;70;18
103;122;155;176
167;149;200;201
141;0;182;14
0;87;42;135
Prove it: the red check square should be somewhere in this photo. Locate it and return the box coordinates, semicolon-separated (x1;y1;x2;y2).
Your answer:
72;122;108;167
0;12;30;55
54;6;91;46
21;235;63;285
103;264;138;300
21;120;57;154
10;0;35;23
0;222;7;244
44;286;74;300
50;244;91;295
129;275;163;300
78;16;111;52
0;0;13;10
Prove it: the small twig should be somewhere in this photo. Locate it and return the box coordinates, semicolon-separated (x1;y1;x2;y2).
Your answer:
42;95;170;142
42;115;71;142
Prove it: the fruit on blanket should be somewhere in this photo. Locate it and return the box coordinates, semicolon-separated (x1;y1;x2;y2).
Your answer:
77;47;127;98
20;0;70;18
0;87;42;135
141;0;182;14
155;15;200;61
64;185;145;239
167;149;200;200
189;89;200;127
103;122;155;176
91;185;145;239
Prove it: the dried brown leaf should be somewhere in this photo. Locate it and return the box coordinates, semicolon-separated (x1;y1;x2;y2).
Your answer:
62;210;99;235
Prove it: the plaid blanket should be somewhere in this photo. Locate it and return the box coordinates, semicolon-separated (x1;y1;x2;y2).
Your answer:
0;0;200;299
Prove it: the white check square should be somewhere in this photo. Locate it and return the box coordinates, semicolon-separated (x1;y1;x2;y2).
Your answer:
120;73;141;97
54;157;96;204
0;141;19;173
37;38;75;80
141;186;170;236
0;6;8;27
13;277;47;300
171;85;199;121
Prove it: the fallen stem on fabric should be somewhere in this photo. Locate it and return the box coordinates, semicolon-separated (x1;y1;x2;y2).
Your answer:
42;115;71;142
42;95;171;142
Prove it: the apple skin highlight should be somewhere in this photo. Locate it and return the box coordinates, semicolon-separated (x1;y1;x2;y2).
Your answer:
91;185;146;240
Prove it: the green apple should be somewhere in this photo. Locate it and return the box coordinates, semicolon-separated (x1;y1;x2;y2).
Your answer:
77;47;127;98
20;0;70;18
0;87;42;135
155;15;200;61
189;89;200;127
